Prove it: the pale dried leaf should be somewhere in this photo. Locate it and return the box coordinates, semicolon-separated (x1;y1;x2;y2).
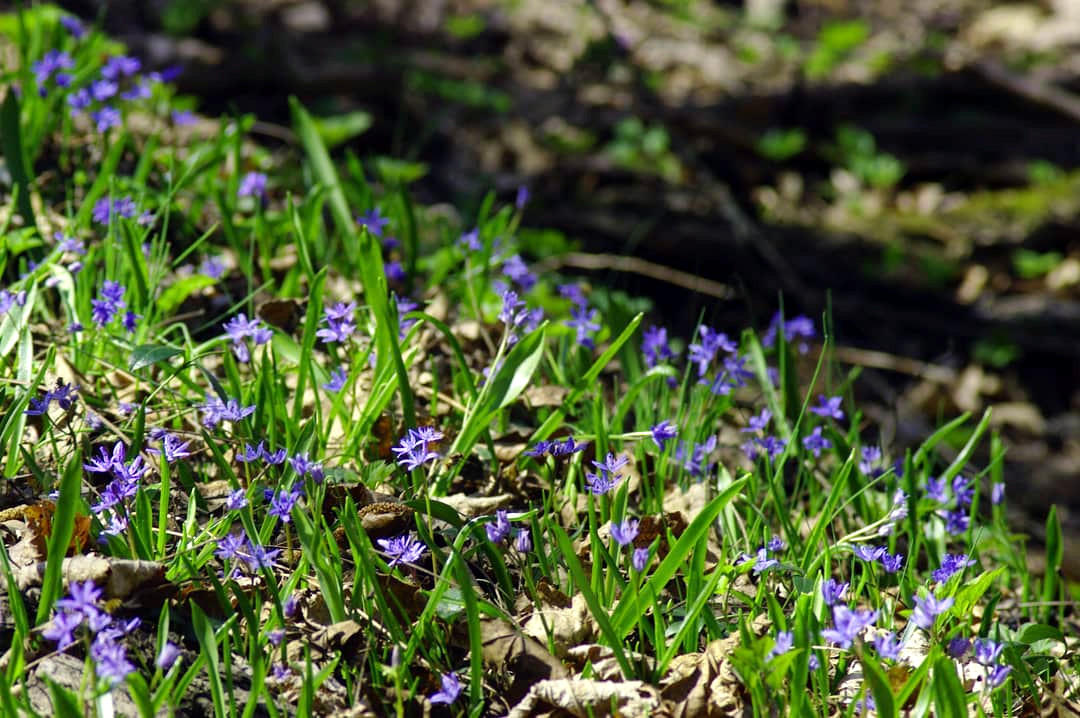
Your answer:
506;678;662;718
523;593;597;658
437;493;513;518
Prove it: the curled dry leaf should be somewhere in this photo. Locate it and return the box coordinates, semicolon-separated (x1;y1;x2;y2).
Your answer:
523;592;597;658
438;492;513;518
16;554;170;603
506;678;662;718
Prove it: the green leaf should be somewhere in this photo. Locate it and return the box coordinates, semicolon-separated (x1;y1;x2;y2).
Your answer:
0;91;36;232
858;650;898;718
931;655;967;717
952;568;1004;616
311;111;372;149
1042;504;1062;623
450;325;546;462
130;344;183;372
36;453;83;625
155;274;217;316
45;679;82;718
289;97;354;242
1016;623;1064;646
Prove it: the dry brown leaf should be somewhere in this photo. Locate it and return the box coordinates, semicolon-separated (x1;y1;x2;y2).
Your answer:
566;644;656;681
505;678;662;718
16;554;170;603
458;616;569;705
523;593;597;658
524;385;569;408
438;493;512;518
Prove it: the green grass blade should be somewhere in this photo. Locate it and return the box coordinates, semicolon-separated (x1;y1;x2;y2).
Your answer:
0;91;36;232
35;452;82;625
612;478;746;638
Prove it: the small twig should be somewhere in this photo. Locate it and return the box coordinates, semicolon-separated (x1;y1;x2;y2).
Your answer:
974;59;1080;125
533;251;736;300
830;345;956;384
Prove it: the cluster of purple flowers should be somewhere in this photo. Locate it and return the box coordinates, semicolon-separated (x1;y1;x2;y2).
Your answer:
585;453;629;495
43;581;139;687
822;604;878;649
392;427;443;470
762;312;816;354
0;288;28;316
925;474;974;536
90;279;137;331
66;53;151;132
223;312;273;362
238;171;267;201
523;436;588;458
377;533;427;568
609;518;639;547
674;435;717;477
932;553;977;583
501;254;536;291
84;441;149;536
560;284;601;350
954;638;1013;688
199;394;256;429
32;49;73;95
911;593;953;631
267;485;303;523
24;379;78;416
92;196;151;226
650;420;677;450
237;440;288;465
486;510;511;543
852;544;904;573
147;429;193;463
740;409;787;462
499;289;542;345
216;532;282;574
317;301;358;344
641;325;678;371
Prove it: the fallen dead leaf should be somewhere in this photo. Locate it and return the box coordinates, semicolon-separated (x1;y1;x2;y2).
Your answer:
505;678;662;718
523;592;597;658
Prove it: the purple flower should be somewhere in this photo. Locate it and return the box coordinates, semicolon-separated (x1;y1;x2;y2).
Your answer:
32;50;74;86
952;476;974;507
377;534;427;568
688;326;736;377
225;489;247;511
392;427;443;471
641;326;677;369
873;632;903;660
91;631;136;685
585;453;629;495
43;610;84;651
101;55;141;80
768;631;794;659
238;172;267;200
757;435;787;461
947;637;970;659
674;435;718;477
358;208;389;237
499;289;529;329
650;420;677;450
743;409;772;434
199;395;256;428
932;553;976;583
943;509;970;536
216;533;248;561
973;639;1004;667
323;366;348;392
802;426;832;457
430;672;462;704
61;16;86;38
317;301;357;344
991;483;1005;505
458;228;481;252
565;302;601;349
485;510;511;543
199;255;226;278
158;434;192;463
912;594;953;631
610;519;639;547
242;543;282;571
988;664;1012;688
632;547;650;572
822;579;849;606
752;547;778;574
763;312;816;354
515;185;530;210
853;545;885;562
810;395;845;421
56;581;103;617
514;528;532;553
156;642;181;670
767;535;786;553
881;552;904;573
501;254;536;291
924;476;948;502
268;487;301;523
822;605;878;649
